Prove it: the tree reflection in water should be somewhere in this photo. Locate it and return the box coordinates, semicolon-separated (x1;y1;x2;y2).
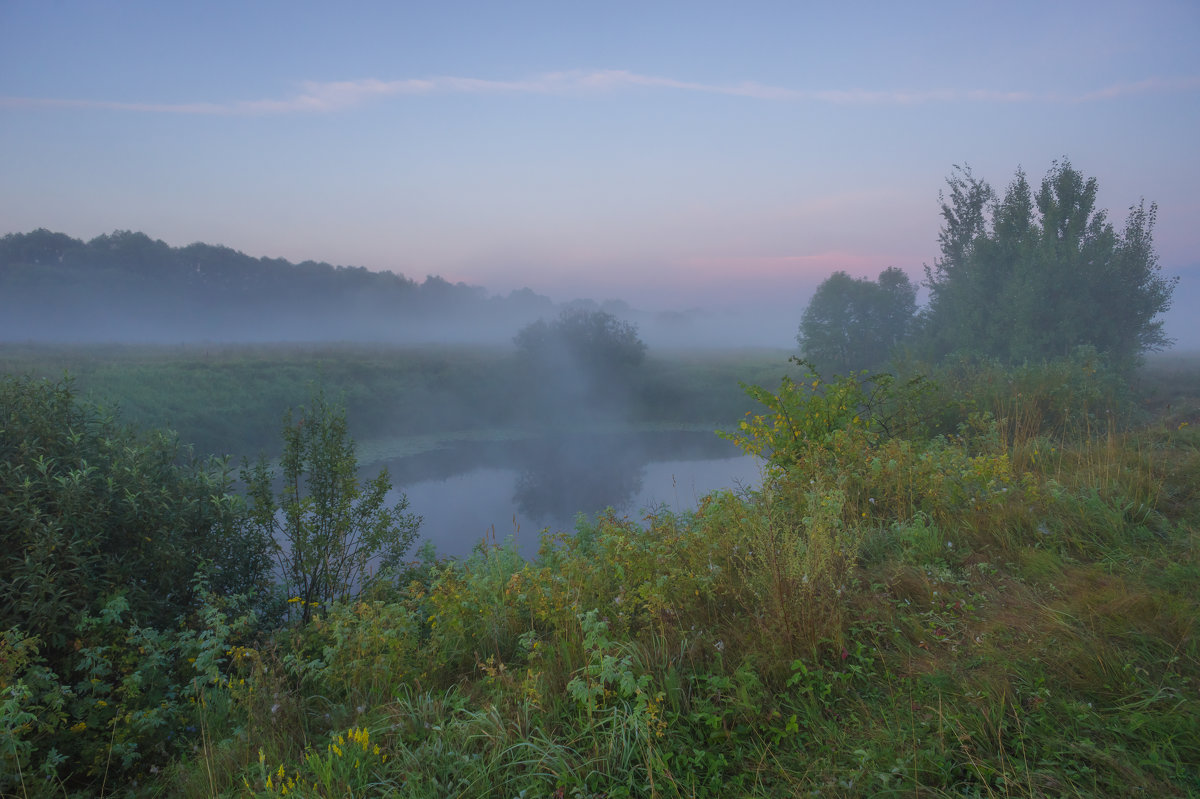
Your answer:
379;430;754;557
512;434;645;523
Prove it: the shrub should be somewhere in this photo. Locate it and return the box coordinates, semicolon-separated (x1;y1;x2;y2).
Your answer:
242;390;421;624
0;375;271;792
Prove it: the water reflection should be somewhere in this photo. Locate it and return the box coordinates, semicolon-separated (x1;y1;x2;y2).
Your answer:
513;434;645;523
381;430;759;558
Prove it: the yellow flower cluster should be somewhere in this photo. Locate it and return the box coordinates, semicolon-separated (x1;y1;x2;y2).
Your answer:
248;749;303;795
245;727;389;794
333;726;384;760
644;693;668;738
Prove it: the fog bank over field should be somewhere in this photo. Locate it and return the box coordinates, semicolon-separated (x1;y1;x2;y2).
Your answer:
2;228;1193;354
0;229;805;350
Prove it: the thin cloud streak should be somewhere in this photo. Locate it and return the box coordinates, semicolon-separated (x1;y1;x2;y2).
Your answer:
1074;75;1200;102
2;69;1197;115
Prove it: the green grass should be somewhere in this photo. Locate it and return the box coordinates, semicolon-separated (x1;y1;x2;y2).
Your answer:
0;343;790;459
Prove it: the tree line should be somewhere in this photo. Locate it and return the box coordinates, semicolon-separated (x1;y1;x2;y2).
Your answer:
0;229;557;342
798;160;1178;375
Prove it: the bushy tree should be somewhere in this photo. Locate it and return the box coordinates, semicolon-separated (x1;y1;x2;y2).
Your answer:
798;267;917;376
922;160;1176;365
514;309;647;416
242;391;421;624
515;308;646;373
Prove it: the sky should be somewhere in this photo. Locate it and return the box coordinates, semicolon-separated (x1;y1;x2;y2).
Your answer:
1;0;1197;340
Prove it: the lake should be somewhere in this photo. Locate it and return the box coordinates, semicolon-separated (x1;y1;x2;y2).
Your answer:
379;430;762;558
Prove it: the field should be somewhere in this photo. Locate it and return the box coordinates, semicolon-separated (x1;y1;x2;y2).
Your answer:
0;342;792;460
2;347;1198;797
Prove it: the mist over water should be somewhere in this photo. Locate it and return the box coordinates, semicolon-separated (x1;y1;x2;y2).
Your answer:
382;431;761;558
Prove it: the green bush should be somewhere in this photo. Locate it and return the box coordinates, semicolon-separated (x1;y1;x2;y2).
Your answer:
0;375;271;793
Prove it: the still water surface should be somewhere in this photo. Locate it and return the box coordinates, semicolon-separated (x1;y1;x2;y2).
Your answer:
381;431;761;558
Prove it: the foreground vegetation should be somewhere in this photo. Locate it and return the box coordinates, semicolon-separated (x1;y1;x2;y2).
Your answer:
3;348;1199;796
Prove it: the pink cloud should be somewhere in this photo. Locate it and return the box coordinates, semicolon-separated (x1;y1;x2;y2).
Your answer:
542;252;914;310
677;252;906;282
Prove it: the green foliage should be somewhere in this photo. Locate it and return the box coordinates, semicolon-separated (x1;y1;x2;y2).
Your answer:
0;375;273;793
176;366;1200;796
722;357;931;471
7;354;1200;796
0;376;268;646
0;343;786;458
1;583;260;795
243;390;421;624
922;160;1177;365
905;346;1132;444
798;267;917;376
0;373;268;641
247;726;394;795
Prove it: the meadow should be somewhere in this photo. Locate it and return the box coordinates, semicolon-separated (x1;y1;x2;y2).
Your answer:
2;346;1198;797
0;343;791;460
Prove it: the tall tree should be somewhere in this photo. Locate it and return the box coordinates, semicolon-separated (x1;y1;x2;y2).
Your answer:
923;161;1176;365
515;308;646;377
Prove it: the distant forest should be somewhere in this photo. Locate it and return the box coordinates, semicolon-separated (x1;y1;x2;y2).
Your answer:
0;229;569;343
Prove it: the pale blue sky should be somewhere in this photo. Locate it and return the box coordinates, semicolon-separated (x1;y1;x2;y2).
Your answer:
2;1;1197;330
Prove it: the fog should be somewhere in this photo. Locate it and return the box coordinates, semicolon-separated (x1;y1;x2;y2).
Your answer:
0;231;805;350
0;277;803;352
5;229;1196;353
1160;264;1200;353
